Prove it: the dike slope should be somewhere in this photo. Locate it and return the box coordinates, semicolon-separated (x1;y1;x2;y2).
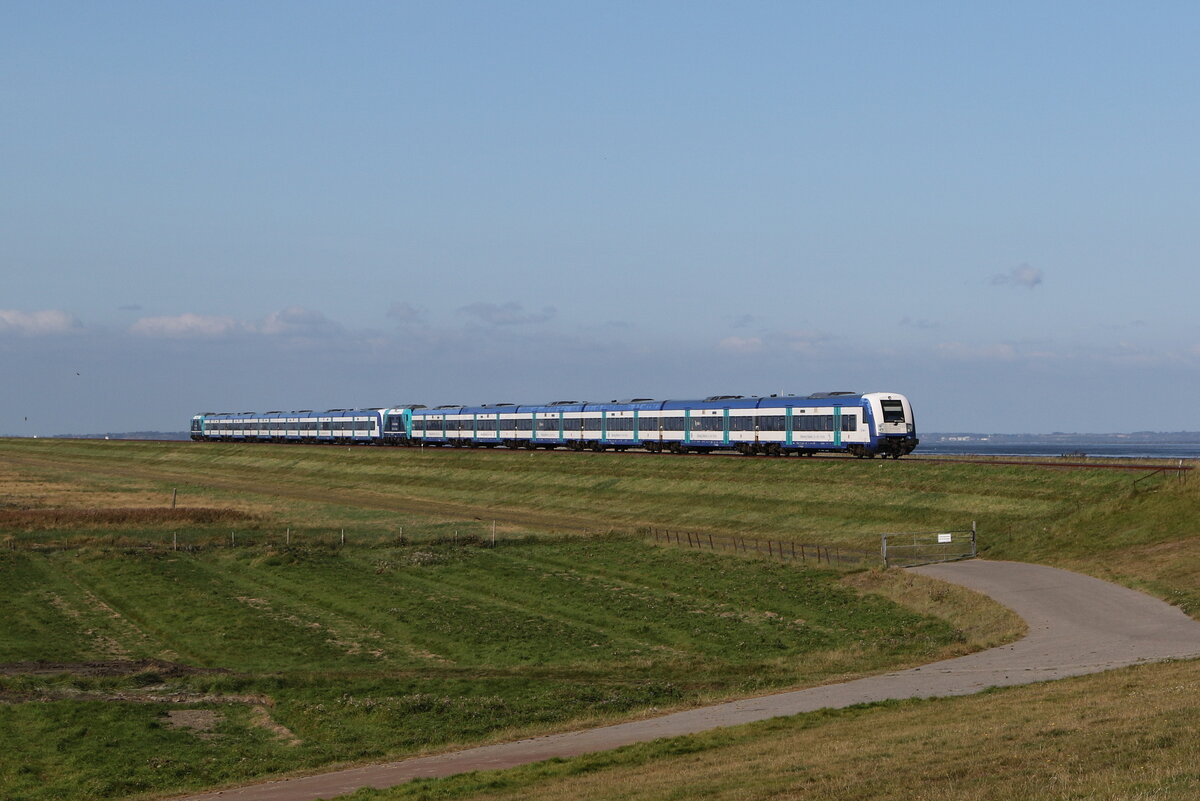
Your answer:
171;560;1200;801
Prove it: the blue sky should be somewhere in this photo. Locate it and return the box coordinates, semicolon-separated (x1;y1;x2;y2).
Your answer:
3;1;1198;435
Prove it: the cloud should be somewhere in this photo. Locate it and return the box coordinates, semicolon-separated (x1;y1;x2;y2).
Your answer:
729;313;756;329
259;306;341;337
130;313;246;338
717;336;763;353
0;309;82;336
459;301;556;326
130;307;342;339
992;263;1043;289
387;302;427;325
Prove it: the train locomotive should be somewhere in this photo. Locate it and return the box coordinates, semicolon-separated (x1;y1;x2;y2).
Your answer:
191;391;918;458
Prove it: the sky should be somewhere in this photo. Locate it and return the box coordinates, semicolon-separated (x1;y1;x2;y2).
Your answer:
2;1;1199;435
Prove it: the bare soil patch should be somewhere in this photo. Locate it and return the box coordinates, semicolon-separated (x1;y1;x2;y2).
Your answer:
164;709;222;738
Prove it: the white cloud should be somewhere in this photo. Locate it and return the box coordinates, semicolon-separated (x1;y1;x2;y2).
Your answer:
717;336;763;353
992;263;1044;289
130;307;342;339
259;306;341;337
0;309;81;336
130;313;246;338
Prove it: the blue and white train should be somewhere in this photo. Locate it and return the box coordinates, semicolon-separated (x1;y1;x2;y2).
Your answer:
191;392;918;458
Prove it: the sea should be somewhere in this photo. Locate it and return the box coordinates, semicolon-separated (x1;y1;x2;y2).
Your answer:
918;436;1200;460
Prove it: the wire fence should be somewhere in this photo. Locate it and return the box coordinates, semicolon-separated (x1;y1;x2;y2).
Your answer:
1;524;507;553
644;526;877;568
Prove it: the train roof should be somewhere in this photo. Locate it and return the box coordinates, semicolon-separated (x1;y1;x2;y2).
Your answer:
197;393;890;420
408;393;876;415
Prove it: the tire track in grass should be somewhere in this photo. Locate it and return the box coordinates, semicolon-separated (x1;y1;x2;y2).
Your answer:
65;554;356;671
0;553;104;662
365;565;656;666
48;555;169;661
397;549;686;653
418;550;755;661
490;547;861;653
190;555;447;668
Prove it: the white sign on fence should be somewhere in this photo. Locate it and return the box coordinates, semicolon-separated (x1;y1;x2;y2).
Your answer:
937;533;953;543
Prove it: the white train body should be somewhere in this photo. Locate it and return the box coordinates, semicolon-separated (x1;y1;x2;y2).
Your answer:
192;391;918;458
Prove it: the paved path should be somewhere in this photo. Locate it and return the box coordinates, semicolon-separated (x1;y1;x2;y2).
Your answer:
172;560;1200;801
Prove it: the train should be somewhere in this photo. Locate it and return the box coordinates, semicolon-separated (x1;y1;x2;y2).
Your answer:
190;391;919;458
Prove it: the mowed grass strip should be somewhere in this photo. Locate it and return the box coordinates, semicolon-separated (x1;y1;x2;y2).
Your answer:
0;539;985;801
6;438;1196;617
0;438;1142;543
356;658;1200;801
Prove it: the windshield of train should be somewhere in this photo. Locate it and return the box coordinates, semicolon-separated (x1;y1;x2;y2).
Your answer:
880;400;906;424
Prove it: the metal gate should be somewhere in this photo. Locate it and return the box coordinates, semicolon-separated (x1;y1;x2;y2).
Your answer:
882;523;977;568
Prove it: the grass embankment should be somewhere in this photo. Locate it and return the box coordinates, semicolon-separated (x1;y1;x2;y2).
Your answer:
2;438;1196;610
0;538;1002;801
1;437;1196;800
361;659;1200;801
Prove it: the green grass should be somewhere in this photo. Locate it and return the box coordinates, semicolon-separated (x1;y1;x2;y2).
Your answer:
0;538;979;801
350;658;1200;801
1;437;1197;801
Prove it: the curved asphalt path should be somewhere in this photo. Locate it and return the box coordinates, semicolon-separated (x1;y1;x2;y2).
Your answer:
172;560;1200;801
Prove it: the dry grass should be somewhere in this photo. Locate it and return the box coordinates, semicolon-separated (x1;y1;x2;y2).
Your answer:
842;568;1027;654
376;659;1200;801
0;508;255;531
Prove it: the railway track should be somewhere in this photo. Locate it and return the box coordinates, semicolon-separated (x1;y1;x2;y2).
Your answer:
77;437;1196;472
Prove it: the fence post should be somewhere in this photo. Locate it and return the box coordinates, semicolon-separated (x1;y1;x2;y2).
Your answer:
768;539;774;558
971;521;977;559
708;533;714;550
881;534;889;568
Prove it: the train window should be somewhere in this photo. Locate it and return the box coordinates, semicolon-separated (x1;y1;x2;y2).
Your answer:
880;400;905;423
841;415;857;432
728;416;752;432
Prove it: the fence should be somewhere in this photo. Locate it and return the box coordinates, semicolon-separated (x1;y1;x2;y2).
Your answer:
881;523;977;568
646;527;876;568
1;523;504;553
